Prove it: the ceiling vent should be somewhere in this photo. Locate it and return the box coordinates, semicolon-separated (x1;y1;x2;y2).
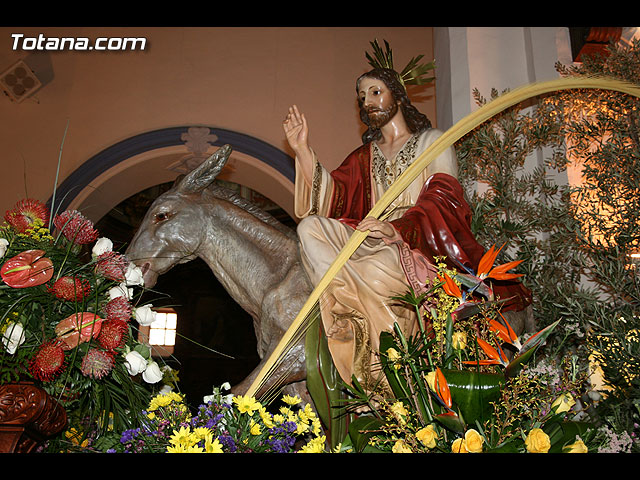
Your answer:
0;59;43;103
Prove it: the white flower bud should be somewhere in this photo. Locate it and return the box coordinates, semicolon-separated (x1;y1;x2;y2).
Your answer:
124;350;147;375
134;305;157;326
92;237;113;257
142;361;163;384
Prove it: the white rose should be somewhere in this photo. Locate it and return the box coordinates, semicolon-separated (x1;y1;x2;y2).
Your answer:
135;304;157;326
108;283;133;300
2;322;25;354
124;350;147;376
92;237;113;257
142;361;163;384
0;238;9;258
158;384;173;395
125;262;145;287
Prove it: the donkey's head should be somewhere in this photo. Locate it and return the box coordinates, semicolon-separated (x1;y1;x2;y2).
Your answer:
126;144;232;287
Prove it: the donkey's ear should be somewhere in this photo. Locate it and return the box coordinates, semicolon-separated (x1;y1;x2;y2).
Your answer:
177;144;232;193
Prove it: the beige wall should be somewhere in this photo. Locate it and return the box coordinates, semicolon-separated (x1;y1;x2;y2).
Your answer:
0;27;435;221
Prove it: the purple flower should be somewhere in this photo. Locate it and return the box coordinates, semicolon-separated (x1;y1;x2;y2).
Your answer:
120;428;140;443
218;434;237;453
267;436;296;453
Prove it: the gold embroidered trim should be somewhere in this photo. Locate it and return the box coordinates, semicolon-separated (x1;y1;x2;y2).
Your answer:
310;159;323;215
372;134;420;190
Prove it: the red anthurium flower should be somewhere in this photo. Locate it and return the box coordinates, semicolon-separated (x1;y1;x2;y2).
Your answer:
438;273;462;299
477;244;524;281
1;249;54;288
54;312;103;350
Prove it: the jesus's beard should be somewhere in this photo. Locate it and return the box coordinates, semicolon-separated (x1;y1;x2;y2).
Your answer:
366;102;399;129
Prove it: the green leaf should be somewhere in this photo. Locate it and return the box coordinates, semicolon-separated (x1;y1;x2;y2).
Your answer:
305;311;350;449
434;411;466;433
348;415;385;453
441;369;504;425
455;272;493;299
505;319;561;378
545;420;595;453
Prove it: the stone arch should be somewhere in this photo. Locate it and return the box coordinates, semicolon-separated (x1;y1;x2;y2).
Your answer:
51;126;296;223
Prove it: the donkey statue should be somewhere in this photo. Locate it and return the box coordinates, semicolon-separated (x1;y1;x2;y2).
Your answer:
126;144;314;401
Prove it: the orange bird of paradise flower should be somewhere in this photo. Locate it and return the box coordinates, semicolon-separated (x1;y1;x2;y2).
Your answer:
476;244;523;281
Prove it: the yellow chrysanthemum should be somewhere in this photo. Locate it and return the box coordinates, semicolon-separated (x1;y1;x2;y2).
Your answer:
295;421;308;435
311;418;323;436
167;443;204;453
205;437;224;453
298;435;326;453
233;395;261;415
193;427;213;442
259;406;275;428
169;426;197;447
250;420;262;436
282;394;302;406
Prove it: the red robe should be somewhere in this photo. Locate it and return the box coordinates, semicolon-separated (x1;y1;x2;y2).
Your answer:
326;142;532;312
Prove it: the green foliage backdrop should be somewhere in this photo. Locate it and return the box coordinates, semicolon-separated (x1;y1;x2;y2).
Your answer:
455;39;640;450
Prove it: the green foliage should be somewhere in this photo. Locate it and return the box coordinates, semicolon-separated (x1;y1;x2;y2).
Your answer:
456;38;640;451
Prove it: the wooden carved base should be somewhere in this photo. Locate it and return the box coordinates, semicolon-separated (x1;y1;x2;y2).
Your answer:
0;382;67;453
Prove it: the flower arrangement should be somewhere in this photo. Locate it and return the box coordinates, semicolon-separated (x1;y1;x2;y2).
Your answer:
100;383;328;453
341;247;606;453
0;198;164;442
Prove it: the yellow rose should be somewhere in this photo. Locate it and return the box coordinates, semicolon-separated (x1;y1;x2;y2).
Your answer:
464;428;484;453
387;347;402;369
525;428;551;453
390;401;409;424
425;371;436;391
392;439;412;453
551;393;576;414
451;438;469;453
452;331;468;350
416;424;438;449
563;438;588;453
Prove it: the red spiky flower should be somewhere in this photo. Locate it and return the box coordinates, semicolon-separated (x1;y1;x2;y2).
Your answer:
97;319;129;351
4;198;50;234
29;340;66;382
80;348;115;379
53;210;99;245
103;295;132;322
94;251;128;282
48;276;91;302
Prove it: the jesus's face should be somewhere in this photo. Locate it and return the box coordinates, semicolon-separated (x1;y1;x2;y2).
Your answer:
357;76;399;129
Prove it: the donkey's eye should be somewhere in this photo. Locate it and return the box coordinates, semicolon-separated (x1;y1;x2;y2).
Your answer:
154;212;170;223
